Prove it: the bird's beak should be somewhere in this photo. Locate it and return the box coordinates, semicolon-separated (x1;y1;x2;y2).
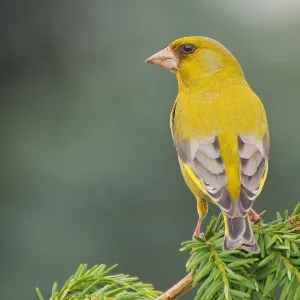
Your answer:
145;47;178;71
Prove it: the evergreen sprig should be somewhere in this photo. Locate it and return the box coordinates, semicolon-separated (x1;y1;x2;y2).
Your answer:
180;203;300;300
36;264;161;300
36;204;300;300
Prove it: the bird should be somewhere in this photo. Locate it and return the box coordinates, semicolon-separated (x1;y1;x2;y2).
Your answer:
145;36;269;253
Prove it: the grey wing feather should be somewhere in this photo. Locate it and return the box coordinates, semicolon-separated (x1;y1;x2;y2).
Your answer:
238;134;269;215
174;135;236;216
174;133;269;219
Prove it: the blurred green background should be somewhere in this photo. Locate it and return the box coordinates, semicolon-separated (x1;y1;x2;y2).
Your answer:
1;1;300;299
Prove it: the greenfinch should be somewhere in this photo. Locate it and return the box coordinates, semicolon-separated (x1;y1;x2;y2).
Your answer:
146;36;269;253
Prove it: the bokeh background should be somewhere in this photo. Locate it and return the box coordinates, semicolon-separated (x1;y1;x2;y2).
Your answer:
1;1;300;299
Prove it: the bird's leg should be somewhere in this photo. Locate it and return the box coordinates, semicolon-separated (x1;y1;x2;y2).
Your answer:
193;217;202;237
249;208;261;223
193;217;205;240
193;199;208;240
193;217;206;240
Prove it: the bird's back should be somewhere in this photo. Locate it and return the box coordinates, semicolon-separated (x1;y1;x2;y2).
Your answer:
172;78;268;138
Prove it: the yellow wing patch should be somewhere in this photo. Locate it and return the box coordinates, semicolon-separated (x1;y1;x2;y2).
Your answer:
183;162;211;199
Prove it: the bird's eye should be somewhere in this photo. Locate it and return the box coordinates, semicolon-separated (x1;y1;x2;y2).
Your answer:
182;44;195;54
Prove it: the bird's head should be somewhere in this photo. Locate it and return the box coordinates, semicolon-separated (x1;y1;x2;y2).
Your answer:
145;36;244;87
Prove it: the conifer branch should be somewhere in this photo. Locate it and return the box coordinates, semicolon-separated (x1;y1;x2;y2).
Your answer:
36;264;161;300
36;204;300;300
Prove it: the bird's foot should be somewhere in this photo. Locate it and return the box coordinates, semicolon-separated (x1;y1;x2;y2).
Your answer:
193;232;206;240
249;208;261;223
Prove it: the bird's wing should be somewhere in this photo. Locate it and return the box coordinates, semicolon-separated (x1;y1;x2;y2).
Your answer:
174;135;231;212
238;134;269;216
174;134;269;218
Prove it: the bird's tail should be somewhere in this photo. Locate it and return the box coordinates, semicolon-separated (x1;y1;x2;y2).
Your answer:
223;213;260;253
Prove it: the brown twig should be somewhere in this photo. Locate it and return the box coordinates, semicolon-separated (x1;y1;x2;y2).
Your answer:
158;273;193;300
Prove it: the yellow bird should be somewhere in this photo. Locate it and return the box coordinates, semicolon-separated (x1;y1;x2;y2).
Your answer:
145;36;269;253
